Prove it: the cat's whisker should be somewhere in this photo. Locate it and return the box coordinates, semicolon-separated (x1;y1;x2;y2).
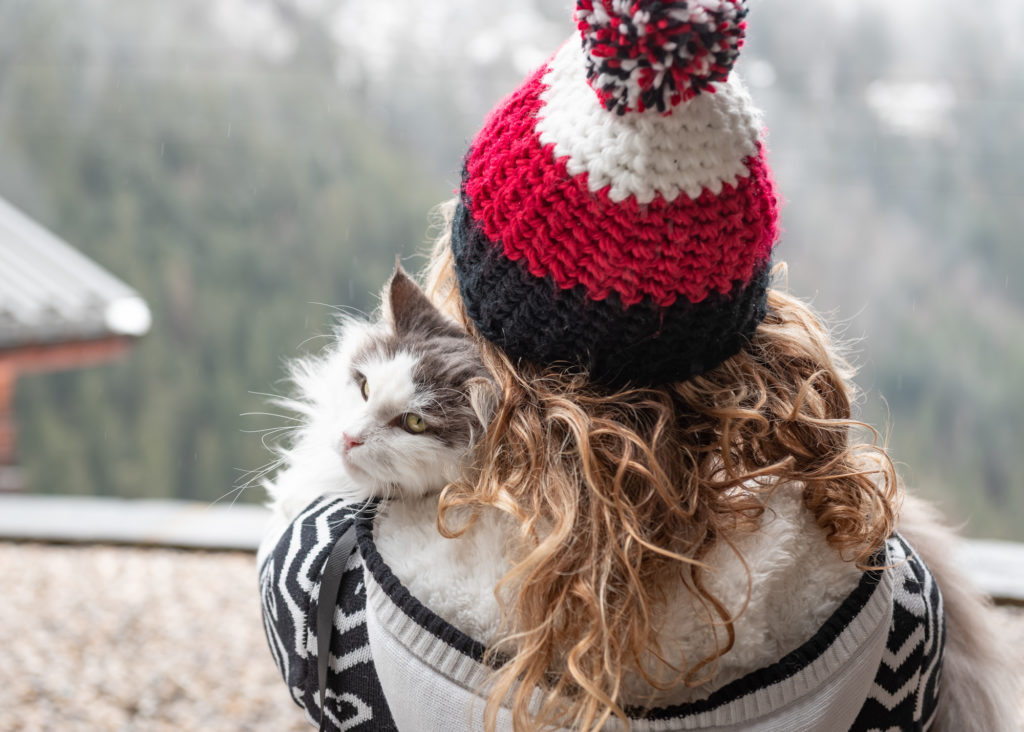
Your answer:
260;429;298;451
233;465;264;484
246;391;293;404
209;481;256;508
241;411;304;422
234;458;284;491
307;301;367;317
295;332;335;352
240;426;300;452
241;426;299;435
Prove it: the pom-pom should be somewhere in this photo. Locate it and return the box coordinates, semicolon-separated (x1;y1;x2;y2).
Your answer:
576;0;748;115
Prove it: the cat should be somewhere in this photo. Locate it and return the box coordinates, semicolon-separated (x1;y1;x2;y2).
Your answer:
258;265;497;562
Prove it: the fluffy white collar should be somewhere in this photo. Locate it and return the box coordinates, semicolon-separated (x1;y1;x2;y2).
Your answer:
374;482;861;706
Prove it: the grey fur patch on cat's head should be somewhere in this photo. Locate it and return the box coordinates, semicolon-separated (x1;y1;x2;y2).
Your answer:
371;263;495;448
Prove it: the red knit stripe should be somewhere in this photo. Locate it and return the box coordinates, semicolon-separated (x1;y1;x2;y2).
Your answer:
464;63;779;308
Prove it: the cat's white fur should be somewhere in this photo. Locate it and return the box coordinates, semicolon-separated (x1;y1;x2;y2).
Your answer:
258;316;476;565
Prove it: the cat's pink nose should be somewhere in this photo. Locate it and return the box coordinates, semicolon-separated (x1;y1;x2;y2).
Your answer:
342;433;363;453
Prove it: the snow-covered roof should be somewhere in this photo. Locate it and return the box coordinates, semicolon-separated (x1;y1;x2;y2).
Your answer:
0;196;151;349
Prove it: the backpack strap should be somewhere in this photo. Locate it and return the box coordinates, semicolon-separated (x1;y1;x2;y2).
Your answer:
317;522;359;732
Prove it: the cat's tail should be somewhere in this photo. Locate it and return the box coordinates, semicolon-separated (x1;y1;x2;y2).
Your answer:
897;493;1022;731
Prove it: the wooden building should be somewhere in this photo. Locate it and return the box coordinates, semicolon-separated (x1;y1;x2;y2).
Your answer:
0;196;151;491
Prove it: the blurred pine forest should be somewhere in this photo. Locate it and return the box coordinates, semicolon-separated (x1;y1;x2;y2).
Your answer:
2;0;1022;538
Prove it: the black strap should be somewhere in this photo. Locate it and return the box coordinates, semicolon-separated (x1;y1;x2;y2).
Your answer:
316;523;359;732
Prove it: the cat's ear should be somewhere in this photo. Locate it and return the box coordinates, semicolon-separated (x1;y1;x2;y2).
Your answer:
386;262;462;338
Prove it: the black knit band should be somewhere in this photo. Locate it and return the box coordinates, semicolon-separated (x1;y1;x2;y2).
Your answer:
452;194;769;387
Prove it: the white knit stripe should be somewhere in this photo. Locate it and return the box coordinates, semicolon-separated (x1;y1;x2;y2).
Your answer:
315;692;372;728
275;500;354;673
328;643;374;675
331;551;368;635
879;624;925;670
277;505;312;663
298;685;318;725
921;705;939;731
297;503;338;591
302;510;375;684
331;603;368;636
323;691;372;731
913;559;943;723
864;673;920;712
259;557;289;675
535;40;763;204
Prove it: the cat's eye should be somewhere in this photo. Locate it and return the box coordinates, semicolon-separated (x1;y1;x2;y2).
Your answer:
359;378;370;401
402;413;427;434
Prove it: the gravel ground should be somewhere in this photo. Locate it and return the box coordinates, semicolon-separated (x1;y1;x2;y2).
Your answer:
0;542;308;732
1;542;1022;732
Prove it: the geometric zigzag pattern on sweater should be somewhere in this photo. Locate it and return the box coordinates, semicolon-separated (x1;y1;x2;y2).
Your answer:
259;498;396;731
259;499;944;731
849;535;944;731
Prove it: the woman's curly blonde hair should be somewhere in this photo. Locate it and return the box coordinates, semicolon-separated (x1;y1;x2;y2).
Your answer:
421;199;899;731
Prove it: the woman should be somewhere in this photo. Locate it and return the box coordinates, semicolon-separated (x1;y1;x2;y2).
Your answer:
259;2;1015;729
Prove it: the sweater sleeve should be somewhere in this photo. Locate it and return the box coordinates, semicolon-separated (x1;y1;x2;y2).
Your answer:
257;496;397;731
849;534;945;731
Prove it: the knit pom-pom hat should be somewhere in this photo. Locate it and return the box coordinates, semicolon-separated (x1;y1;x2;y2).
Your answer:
451;0;779;386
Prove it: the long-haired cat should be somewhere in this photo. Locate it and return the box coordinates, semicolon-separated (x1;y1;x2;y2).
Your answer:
259;265;497;556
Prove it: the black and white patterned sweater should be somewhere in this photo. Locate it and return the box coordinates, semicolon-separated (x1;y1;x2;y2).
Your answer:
259;497;944;731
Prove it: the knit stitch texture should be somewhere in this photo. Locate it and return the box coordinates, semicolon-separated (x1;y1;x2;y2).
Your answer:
450;0;779;386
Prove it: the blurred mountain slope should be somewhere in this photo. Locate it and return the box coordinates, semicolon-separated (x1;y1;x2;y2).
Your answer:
2;0;1022;537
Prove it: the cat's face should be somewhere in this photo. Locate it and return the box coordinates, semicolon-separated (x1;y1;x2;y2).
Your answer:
291;268;494;501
